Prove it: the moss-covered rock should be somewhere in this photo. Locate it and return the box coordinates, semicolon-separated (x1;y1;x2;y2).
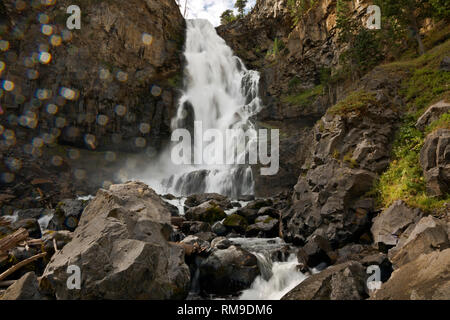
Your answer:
223;214;248;233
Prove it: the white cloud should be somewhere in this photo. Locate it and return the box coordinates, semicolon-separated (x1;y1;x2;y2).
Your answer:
176;0;256;27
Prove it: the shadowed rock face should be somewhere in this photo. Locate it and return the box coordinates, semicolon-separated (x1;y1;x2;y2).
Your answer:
1;0;185;152
0;0;186;206
420;129;450;197
40;182;190;300
282;261;368;300
371;248;450;300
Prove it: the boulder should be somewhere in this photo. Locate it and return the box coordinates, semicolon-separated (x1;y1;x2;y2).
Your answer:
185;201;227;224
223;214;249;234
40;182;190;300
371;200;423;249
42;230;74;255
388;216;450;268
198;245;260;295
211;237;232;250
439;57;450;72
48;199;87;232
12;218;41;239
282;261;368;300
296;235;336;268
246;215;279;237
211;221;227;236
185;193;232;209
371;249;450;300
0;272;42;300
415;100;450;131
181;221;211;235
419;129;450;197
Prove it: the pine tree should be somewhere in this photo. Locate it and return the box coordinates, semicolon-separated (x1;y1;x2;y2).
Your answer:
220;10;236;25
375;0;450;55
235;0;248;18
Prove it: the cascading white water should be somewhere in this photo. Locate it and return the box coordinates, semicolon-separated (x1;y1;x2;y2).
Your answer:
239;255;308;300
153;19;262;198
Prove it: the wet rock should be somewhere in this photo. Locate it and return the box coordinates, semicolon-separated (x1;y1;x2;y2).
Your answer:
181;236;210;252
223;214;249;234
171;216;186;228
246;215;279;237
296;235;335;268
185;201;227;224
15;208;49;221
388;216;450;268
42;230;74;255
371;200;423;249
12;219;41;239
211;237;232;250
211;221;228;236
257;206;279;218
371;249;450;300
185;193;232;209
0;272;42;300
199;245;260;295
40;182;190;300
47;199;87;232
419;129;450;197
415;100;450;131
181;221;211;235
282;261;368;300
194;232;216;242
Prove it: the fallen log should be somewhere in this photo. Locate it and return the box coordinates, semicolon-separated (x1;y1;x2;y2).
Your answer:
0;228;29;253
0;280;15;288
0;252;46;282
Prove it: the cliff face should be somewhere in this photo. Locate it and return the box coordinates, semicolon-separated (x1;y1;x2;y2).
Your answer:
0;0;185;204
1;0;185;153
217;0;371;196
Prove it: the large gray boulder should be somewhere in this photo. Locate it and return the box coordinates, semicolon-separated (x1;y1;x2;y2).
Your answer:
40;182;190;300
198;245;260;295
388;216;450;268
371;200;423;248
372;248;450;300
419;129;450;197
282;261;368;300
0;272;42;300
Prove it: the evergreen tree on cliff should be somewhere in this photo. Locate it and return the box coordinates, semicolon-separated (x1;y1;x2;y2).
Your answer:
235;0;248;18
375;0;450;55
220;9;236;25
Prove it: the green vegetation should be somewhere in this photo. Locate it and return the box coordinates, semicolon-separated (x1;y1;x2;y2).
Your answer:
266;38;285;59
283;85;323;107
220;9;237;25
336;0;385;79
235;0;248;18
375;116;449;213
372;37;450;213
375;0;450;55
328;90;378;115
426;112;450;133
287;0;318;27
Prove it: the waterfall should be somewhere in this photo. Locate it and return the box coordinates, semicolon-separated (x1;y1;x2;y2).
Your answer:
145;19;262;198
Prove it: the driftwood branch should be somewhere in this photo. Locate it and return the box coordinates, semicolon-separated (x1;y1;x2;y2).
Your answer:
0;228;29;253
0;280;15;288
0;252;46;282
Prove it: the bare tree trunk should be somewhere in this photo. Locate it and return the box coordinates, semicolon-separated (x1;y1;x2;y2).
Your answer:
408;10;425;55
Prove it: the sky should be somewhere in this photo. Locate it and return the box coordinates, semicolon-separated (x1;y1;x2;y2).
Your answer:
176;0;257;26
